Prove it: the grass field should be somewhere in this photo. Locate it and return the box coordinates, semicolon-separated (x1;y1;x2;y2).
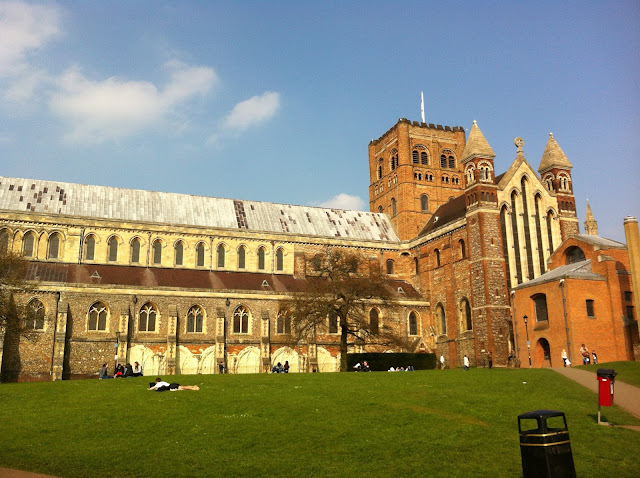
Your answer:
1;367;639;478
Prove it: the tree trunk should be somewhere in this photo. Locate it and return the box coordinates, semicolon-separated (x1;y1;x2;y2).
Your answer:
340;321;348;372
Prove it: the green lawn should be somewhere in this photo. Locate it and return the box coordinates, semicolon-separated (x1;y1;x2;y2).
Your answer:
577;361;640;388
1;368;639;478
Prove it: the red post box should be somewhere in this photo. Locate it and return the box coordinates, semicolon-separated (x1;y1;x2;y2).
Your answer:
597;375;613;406
596;369;617;424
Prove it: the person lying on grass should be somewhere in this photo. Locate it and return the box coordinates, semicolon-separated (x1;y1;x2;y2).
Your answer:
148;377;200;391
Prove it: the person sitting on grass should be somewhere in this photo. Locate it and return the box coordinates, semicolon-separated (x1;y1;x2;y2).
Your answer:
132;361;143;377
99;363;112;379
148;377;200;391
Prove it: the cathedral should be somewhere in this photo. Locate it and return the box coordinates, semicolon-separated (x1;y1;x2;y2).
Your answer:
0;115;637;381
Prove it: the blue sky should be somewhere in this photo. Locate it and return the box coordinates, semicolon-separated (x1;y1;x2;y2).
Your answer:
1;1;638;242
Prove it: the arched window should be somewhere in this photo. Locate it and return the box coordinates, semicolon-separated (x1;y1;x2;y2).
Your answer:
233;305;249;334
391;198;396;216
131;238;141;263
187;305;204;333
238;245;246;269
217;244;225;268
85;235;96;261
566;246;585;264
434;249;441;267
47;233;60;259
421;151;428;165
412;150;419;164
0;229;8;254
108;236;118;262
440;155;447;168
277;312;291;334
421;194;429;212
22;231;35;258
436;303;446;335
546;211;555;252
175;241;184;266
386;259;394;274
276;248;284;271
459;239;466;259
139;303;157;332
26;299;45;329
408;311;418;336
152;240;162;265
532;294;548;323
328;310;338;333
196;243;205;267
88;302;108;331
390;149;398;170
448;156;455;168
370;308;379;334
414;257;419;275
257;247;266;270
460;298;472;331
377;160;383;180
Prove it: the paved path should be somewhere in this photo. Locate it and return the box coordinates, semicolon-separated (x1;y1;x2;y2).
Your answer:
552;367;640;419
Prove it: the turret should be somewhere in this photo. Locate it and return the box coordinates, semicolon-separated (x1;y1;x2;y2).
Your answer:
538;133;578;239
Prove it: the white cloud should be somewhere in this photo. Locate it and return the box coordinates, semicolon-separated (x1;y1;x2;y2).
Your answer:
49;62;217;143
0;1;60;77
221;91;280;131
317;193;365;211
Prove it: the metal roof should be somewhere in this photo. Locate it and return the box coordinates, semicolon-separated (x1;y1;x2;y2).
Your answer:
0;176;399;242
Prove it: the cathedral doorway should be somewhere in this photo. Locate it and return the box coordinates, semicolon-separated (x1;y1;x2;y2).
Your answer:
535;338;552;367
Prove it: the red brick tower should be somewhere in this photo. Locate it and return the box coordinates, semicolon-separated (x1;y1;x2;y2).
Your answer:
461;121;511;364
368;118;466;240
538;133;579;240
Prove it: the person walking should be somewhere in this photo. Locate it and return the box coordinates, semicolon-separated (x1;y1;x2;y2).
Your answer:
561;349;568;367
592;350;598;364
463;355;469;371
487;352;493;369
440;354;445;370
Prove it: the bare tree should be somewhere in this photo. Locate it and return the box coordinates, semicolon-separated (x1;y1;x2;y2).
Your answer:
0;250;38;381
280;247;410;371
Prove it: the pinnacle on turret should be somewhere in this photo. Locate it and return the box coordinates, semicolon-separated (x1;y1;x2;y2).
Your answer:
584;199;598;236
461;121;496;163
538;132;572;174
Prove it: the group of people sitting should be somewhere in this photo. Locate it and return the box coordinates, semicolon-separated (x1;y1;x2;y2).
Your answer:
99;361;143;379
271;361;290;373
388;365;415;372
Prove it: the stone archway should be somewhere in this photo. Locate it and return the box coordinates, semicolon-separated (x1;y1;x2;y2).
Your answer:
234;346;260;374
536;338;552;367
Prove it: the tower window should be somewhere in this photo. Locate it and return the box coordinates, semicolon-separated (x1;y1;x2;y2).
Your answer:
386;259;394;274
421;151;428;165
440;155;447;168
586;299;595;318
412;150;419;164
420;194;429;212
391;198;397;216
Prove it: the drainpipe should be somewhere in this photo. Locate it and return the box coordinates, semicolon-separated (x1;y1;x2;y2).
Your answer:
559;279;571;364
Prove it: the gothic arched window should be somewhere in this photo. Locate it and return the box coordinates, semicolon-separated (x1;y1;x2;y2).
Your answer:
88;301;108;331
196;242;205;267
175;241;184;266
370;308;380;334
152;240;162;265
108;236;118;262
408;311;418;336
233;305;249;334
26;299;45;329
257;247;266;270
217;244;225;268
238;245;246;269
139;303;157;332
187;305;204;333
276;248;284;271
421;194;429;212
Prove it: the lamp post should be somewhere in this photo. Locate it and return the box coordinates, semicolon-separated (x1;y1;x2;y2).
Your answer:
114;330;121;369
523;315;532;367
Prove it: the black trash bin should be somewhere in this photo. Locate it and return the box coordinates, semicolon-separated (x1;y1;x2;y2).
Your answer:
518;410;576;478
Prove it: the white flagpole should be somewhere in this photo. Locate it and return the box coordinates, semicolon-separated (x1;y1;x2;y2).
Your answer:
420;91;425;123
